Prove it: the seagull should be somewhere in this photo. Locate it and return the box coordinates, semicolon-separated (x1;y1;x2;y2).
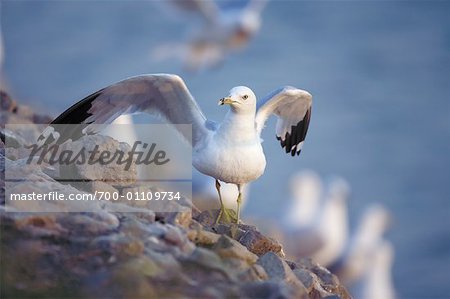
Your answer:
282;170;323;228
38;74;312;224
152;0;267;71
282;175;350;267
358;240;396;299
331;203;392;286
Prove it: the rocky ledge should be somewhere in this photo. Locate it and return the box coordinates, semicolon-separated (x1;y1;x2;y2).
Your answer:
0;91;351;299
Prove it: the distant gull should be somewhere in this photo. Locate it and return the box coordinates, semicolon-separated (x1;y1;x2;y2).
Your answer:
39;74;312;223
282;174;350;267
282;170;323;228
153;0;267;71
331;203;392;286
358;240;396;299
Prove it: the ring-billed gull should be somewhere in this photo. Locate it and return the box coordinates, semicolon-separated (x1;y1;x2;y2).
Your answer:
39;74;312;223
359;240;396;299
282;170;323;228
331;203;392;286
153;0;267;71
282;175;350;267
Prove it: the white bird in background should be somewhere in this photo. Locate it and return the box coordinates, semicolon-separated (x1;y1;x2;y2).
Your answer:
331;203;392;286
283;170;323;228
38;74;312;224
357;240;397;299
153;0;267;71
283;174;350;267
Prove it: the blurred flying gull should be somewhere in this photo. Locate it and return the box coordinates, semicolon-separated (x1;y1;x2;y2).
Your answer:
38;74;312;224
153;0;267;71
282;174;350;267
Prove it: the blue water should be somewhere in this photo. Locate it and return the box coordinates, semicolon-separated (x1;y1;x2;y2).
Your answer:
2;1;450;297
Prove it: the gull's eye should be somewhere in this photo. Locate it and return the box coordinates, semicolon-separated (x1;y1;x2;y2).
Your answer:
243;95;248;100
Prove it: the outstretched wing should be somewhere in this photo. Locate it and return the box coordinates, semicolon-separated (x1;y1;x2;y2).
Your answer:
39;74;210;146
255;86;312;156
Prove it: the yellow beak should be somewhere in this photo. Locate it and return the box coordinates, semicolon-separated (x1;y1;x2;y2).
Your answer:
218;97;234;106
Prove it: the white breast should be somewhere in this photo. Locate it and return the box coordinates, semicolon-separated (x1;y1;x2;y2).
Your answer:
193;135;266;184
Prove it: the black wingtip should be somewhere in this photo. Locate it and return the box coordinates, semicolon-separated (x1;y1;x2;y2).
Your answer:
37;89;104;145
284;131;291;153
291;149;296;157
51;89;103;125
277;106;311;157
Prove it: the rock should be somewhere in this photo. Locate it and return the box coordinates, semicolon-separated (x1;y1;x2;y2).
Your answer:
1;127;27;148
155;208;192;228
57;213;119;236
104;201;156;224
257;252;307;295
187;227;221;246
187;247;224;269
293;268;315;292
59;135;137;186
237;263;268;281
290;258;353;299
213;235;258;265
13;213;69;237
0;114;44;143
194;211;285;258
239;228;285;258
241;281;308;299
194;209;218;226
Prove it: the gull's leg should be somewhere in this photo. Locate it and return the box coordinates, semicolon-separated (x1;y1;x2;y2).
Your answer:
236;184;243;224
214;179;235;224
215;179;225;224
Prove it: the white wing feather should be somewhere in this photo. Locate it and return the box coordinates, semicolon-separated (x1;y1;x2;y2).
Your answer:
255;86;312;156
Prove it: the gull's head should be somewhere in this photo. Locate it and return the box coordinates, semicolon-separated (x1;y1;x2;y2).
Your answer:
218;86;256;113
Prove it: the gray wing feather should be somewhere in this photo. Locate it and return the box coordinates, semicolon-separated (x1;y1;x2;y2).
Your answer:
255;86;312;156
46;74;210;146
